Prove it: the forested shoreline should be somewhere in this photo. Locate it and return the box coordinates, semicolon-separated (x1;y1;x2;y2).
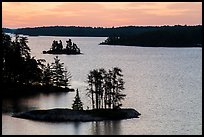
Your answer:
3;25;201;37
3;25;201;47
1;32;74;97
100;26;202;47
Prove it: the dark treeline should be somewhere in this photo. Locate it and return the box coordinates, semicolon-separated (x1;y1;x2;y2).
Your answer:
1;32;73;97
3;25;201;38
2;28;15;34
100;25;202;47
4;26;149;37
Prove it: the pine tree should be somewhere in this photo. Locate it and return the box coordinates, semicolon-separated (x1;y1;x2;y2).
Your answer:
72;89;83;110
87;71;95;109
42;63;53;86
51;56;71;88
110;67;126;109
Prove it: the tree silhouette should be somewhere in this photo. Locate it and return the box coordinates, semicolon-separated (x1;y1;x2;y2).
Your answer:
1;32;74;96
104;70;113;109
42;63;53;86
51;56;72;88
87;69;106;109
44;39;81;55
72;89;83;110
19;36;30;58
2;31;12;84
87;67;126;110
98;68;106;109
58;40;63;50
87;70;95;109
110;67;126;109
2;32;44;86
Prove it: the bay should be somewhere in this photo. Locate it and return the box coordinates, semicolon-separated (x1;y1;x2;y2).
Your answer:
2;36;202;135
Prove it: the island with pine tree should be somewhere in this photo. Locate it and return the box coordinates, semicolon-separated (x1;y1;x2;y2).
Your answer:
12;67;141;122
43;39;81;55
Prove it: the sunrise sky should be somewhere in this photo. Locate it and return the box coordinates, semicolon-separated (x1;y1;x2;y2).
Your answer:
2;2;202;29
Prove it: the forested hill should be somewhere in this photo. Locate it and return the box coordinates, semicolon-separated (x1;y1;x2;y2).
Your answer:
3;25;202;37
2;28;16;34
3;26;158;37
100;25;202;47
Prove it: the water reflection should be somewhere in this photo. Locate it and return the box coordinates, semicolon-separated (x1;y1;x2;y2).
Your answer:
72;122;80;135
2;92;69;114
2;98;37;114
90;120;121;135
2;36;202;135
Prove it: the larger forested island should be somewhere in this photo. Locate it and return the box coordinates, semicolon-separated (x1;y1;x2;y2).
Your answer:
3;25;202;47
100;25;202;47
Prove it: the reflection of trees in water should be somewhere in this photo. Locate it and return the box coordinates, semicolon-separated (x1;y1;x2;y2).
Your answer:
73;122;80;135
2;92;69;114
91;120;121;135
2;98;37;114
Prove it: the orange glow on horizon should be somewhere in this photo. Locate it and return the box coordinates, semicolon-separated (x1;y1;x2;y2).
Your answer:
2;2;202;28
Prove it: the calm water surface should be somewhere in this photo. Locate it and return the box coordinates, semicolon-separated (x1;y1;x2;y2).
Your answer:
2;36;202;135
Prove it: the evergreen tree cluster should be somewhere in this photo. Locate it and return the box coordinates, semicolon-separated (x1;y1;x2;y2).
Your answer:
43;39;81;54
42;56;72;88
2;32;44;86
1;32;72;90
87;67;126;110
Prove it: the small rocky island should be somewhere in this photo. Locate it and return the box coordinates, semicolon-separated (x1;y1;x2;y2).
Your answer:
12;108;141;122
11;67;141;122
43;39;81;55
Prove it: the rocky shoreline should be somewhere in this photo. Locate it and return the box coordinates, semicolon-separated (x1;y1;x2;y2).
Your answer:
12;108;141;122
42;50;82;55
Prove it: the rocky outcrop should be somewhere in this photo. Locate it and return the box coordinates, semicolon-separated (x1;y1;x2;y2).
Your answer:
12;108;141;122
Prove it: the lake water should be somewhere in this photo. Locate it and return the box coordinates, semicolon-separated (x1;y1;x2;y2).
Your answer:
2;36;202;135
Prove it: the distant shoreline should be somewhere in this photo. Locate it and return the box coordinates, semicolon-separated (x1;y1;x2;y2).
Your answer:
3;25;201;48
99;43;202;48
3;25;201;37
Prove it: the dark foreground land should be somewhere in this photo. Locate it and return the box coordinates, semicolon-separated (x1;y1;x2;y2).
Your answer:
2;85;74;98
12;108;141;122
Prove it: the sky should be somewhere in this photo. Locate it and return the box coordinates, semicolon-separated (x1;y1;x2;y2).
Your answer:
2;2;202;28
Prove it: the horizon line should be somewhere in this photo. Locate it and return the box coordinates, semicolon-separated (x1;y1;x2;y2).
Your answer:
3;24;202;29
